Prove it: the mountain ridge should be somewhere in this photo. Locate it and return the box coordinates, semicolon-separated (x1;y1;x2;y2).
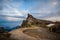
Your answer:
21;14;54;28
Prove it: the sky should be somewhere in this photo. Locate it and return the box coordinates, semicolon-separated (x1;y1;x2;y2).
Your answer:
0;0;60;29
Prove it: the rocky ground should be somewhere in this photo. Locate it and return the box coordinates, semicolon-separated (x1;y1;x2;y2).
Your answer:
0;27;15;40
23;27;60;40
10;27;38;40
10;27;60;40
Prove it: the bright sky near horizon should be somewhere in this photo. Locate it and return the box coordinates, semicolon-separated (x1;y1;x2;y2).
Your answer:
0;0;60;28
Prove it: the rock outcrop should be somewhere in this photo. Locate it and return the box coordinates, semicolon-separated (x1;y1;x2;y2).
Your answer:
0;27;15;40
21;14;53;28
48;21;60;33
21;14;60;33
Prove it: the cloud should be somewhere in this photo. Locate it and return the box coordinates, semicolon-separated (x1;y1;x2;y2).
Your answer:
51;0;58;8
21;10;30;17
52;2;57;6
0;3;24;16
0;0;60;28
0;0;60;21
6;17;25;21
0;0;24;16
2;9;23;16
0;1;26;21
28;0;60;19
11;8;23;16
0;16;25;22
0;0;3;10
45;16;60;22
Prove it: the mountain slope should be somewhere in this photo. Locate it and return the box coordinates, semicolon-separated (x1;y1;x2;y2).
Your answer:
21;14;53;28
10;27;39;40
10;14;60;40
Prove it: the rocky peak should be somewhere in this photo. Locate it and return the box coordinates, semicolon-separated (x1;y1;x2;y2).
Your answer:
26;14;35;20
21;14;53;28
27;14;33;18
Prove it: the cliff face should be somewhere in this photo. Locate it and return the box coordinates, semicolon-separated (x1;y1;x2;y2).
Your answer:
21;14;53;28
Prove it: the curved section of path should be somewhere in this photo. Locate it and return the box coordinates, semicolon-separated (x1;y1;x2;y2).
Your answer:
9;27;39;40
9;27;60;40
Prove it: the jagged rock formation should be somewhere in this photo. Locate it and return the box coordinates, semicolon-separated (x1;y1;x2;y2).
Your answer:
21;14;53;28
48;22;60;33
21;14;60;33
